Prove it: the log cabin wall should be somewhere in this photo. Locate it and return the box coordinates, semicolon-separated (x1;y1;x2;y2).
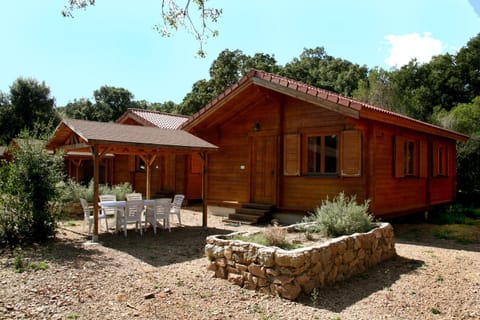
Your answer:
369;122;458;217
205;94;281;204
186;71;466;217
280;97;367;211
201;93;369;212
195;91;460;216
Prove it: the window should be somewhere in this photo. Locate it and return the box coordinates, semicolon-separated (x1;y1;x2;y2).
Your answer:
394;136;421;178
432;142;448;177
306;134;338;174
404;141;415;176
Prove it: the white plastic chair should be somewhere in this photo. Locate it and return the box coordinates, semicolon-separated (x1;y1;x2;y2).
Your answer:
145;198;171;234
117;199;144;237
99;194;121;218
80;198;108;235
126;193;142;200
170;194;185;225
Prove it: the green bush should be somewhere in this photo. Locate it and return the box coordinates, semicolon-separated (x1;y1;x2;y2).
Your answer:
57;179;134;204
302;192;375;237
0;131;65;246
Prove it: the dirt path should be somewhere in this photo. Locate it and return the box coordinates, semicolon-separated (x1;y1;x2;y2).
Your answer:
1;209;479;319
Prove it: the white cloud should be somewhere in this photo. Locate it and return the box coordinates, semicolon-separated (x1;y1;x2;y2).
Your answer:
384;32;444;68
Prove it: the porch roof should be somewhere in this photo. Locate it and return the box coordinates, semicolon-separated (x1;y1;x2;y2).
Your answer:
47;118;218;153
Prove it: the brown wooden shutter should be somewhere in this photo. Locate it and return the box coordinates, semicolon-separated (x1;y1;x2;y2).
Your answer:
283;134;300;176
419;140;428;178
341;130;362;177
394;136;405;178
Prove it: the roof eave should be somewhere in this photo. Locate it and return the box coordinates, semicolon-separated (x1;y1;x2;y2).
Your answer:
359;108;469;142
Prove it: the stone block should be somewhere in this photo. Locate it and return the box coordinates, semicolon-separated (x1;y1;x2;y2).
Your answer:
227;266;239;274
343;249;355;264
257;277;269;287
215;267;227;279
266;268;280;277
310;249;320;264
224;246;233;260
275;250;306;268
228;273;244;286
206;261;218;271
277;283;302;300
257;247;276;267
236;263;248;272
295;273;310;286
217;258;227;267
248;263;266;278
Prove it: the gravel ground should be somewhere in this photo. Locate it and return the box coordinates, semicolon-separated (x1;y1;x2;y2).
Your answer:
0;208;479;320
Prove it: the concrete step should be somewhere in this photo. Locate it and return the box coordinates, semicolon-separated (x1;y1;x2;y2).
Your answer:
241;202;274;210
227;213;260;223
222;218;255;225
235;207;269;216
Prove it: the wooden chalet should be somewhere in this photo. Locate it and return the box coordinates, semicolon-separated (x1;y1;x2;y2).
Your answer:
115;109;203;201
47;118;217;236
63;109;203;202
182;70;468;222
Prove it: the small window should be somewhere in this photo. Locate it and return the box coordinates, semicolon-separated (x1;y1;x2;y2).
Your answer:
404;141;415;176
432;142;448;177
306;134;338;174
394;136;420;178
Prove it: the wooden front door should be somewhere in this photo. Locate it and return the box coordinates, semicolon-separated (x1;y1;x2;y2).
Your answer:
251;135;277;204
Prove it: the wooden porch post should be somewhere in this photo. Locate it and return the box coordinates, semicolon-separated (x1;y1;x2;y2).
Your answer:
71;159;82;182
92;145;100;242
201;152;208;229
140;155;157;200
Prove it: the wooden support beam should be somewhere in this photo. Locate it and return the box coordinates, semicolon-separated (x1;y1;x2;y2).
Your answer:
139;154;157;199
201;152;208;228
92;145;100;242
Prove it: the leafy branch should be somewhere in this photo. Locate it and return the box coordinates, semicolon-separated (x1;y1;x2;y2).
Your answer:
62;0;222;57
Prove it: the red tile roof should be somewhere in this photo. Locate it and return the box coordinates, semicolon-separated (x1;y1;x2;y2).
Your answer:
47;118;217;151
181;70;468;142
116;108;188;129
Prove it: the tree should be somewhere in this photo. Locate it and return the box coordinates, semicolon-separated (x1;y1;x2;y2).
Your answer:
209;49;248;92
0;78;60;144
178;49;281;115
64;98;96;120
282;47;368;97
0;129;65;245
93;86;135;121
62;0;222;57
352;67;394;109
148;101;178;113
456;33;480;101
177;79;216;115
434;97;480;205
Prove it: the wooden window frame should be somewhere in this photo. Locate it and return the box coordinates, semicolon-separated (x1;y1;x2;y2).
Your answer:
432;141;448;177
303;133;339;176
394;136;423;178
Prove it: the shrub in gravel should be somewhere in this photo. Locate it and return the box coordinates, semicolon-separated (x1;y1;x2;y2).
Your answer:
302;192;375;237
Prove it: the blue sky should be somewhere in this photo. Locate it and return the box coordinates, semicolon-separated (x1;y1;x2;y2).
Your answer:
0;0;479;107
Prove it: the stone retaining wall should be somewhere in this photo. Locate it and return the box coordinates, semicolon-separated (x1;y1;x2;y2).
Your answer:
205;222;396;300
